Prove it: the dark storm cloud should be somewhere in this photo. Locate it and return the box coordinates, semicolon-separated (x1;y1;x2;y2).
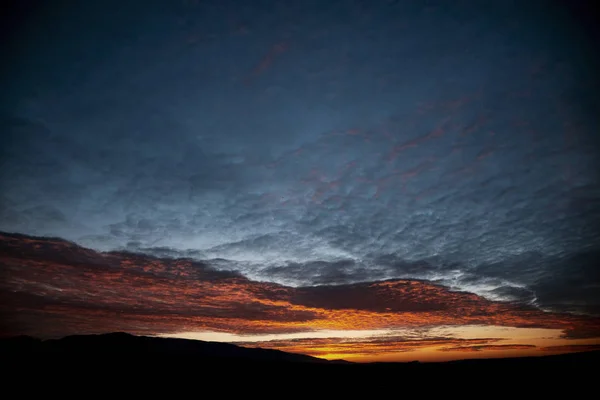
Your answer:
2;0;600;316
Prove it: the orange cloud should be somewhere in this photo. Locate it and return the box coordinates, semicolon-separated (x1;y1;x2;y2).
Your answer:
1;232;599;352
438;344;537;353
237;336;502;358
539;344;600;352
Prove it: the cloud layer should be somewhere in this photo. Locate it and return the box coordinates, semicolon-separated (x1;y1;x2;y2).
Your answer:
1;1;600;321
2;233;599;349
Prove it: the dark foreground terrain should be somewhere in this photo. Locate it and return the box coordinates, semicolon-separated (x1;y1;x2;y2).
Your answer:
1;333;597;395
0;332;330;363
2;332;598;375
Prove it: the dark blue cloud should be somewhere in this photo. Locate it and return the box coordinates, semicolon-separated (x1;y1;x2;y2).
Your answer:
1;0;599;314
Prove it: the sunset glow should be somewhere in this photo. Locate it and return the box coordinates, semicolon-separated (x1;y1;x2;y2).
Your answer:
2;233;598;362
2;0;600;368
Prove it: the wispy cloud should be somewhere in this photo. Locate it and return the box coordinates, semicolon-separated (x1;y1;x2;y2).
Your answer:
2;232;599;348
438;344;537;353
539;344;600;352
2;0;600;338
238;336;504;358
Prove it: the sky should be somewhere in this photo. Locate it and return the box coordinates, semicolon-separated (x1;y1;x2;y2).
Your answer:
1;0;599;362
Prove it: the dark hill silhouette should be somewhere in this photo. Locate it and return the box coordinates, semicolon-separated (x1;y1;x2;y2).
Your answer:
1;333;598;391
2;332;599;371
0;332;331;363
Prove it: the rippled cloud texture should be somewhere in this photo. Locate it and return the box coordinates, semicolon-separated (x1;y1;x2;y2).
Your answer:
1;0;600;360
2;233;599;361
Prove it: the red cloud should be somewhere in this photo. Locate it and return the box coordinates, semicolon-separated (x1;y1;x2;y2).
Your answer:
438;344;537;352
1;232;599;345
238;337;503;357
539;344;600;352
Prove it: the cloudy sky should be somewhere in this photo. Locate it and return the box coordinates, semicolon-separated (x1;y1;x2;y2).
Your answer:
1;0;599;361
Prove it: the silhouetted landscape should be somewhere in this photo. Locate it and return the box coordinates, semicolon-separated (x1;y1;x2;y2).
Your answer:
3;1;600;390
2;332;598;374
0;332;329;363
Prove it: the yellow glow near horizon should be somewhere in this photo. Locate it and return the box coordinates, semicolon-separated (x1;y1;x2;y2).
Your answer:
157;328;396;342
158;325;600;363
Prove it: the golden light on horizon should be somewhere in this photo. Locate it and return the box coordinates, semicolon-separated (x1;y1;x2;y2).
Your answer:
159;325;600;363
2;233;599;363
